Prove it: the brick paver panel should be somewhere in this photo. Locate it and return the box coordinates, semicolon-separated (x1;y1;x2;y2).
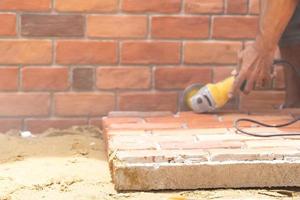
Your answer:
103;112;300;191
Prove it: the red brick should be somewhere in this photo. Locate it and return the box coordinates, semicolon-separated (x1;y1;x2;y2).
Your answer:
87;15;147;38
152;16;209;39
273;66;285;89
185;0;224;14
151;128;229;136
0;0;51;11
173;113;224;129
108;111;173;118
22;67;69;91
55;0;118;12
240;91;285;112
108;123;183;131
226;0;248;14
249;0;260;14
0;94;50;117
258;111;290;121
56;41;117;65
96;67;151;89
122;0;181;13
0;67;18;91
102;117;144;129
0;14;16;36
155;67;212;89
184;41;242;64
114;134;196;144
160;140;244;150
149;135;199;143
209;148;289;162
213;16;258;39
213;67;235;83
106;130;146;137
177;112;221;127
188;120;226;129
217;114;252;128
21;14;85;37
119;92;178;113
195;134;263;142
55;93;115;117
245;140;299;149
0;119;22;133
0;40;52;65
145;116;186;124
219;113;294;128
178;111;209;119
121;41;180;64
233;127;293;137
109;140;157;151
25;118;88;133
72;68;94;91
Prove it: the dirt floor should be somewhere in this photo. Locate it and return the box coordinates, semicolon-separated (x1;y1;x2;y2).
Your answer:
0;126;300;200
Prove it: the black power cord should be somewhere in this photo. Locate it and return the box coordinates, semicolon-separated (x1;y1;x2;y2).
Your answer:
234;59;300;137
234;117;300;137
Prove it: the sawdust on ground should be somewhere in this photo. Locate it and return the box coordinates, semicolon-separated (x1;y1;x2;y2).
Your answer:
0;126;299;200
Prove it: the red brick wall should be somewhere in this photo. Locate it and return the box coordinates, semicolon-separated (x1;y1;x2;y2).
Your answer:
0;0;285;133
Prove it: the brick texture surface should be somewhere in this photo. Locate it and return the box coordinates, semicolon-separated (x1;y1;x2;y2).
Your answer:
239;91;285;112
213;67;234;82
96;67;151;89
55;0;118;12
87;15;147;38
0;40;52;65
0;94;49;117
21;14;85;37
152;16;209;39
72;68;94;91
56;41;117;65
103;112;300;191
122;0;181;13
0;14;16;36
249;0;260;14
0;67;18;91
0;0;286;132
212;16;258;39
155;67;212;89
54;93;115;117
22;67;69;91
185;0;224;14
184;42;242;64
226;0;248;14
119;92;178;112
121;41;180;64
0;0;51;11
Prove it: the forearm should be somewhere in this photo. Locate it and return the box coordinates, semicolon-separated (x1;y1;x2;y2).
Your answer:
256;0;298;51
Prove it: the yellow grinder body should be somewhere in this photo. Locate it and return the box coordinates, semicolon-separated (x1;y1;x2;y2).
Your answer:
183;76;234;113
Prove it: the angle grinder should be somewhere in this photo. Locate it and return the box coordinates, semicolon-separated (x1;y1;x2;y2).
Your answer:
182;76;237;113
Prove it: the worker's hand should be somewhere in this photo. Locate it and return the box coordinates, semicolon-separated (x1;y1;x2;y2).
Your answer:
229;42;276;97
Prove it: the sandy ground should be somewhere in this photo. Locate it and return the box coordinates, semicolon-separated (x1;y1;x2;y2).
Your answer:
0;126;300;200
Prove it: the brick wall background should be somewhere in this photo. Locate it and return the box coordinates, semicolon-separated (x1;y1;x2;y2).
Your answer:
0;0;286;133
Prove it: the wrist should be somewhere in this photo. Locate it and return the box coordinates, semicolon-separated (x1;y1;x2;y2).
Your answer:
254;35;277;53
